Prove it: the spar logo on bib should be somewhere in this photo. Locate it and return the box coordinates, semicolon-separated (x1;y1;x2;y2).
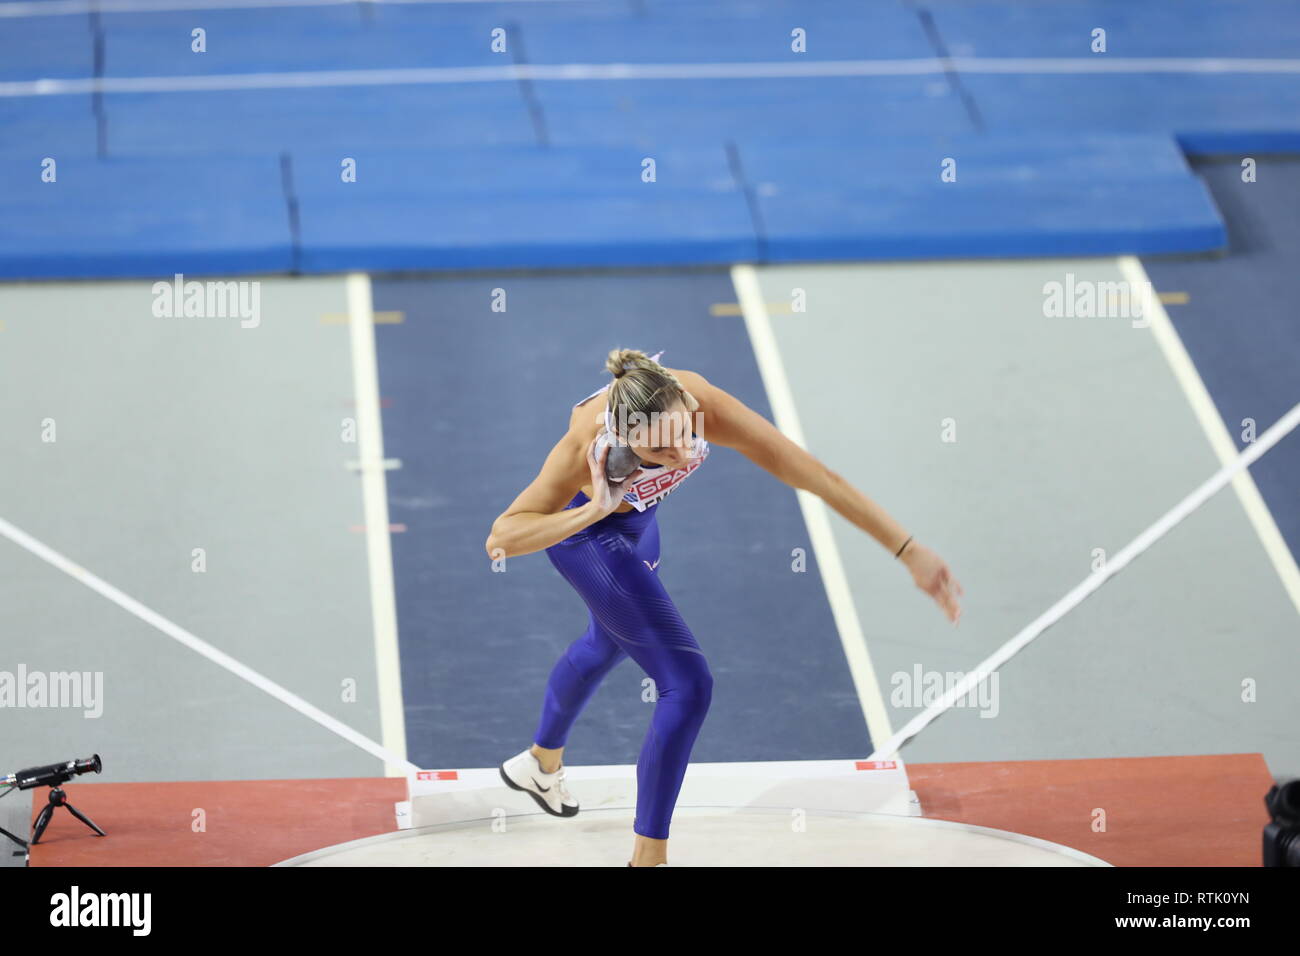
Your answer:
627;455;706;508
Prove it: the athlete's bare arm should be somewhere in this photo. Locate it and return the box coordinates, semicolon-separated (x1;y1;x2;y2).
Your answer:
673;368;963;623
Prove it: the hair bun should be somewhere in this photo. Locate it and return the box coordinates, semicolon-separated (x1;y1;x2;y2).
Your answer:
606;347;648;378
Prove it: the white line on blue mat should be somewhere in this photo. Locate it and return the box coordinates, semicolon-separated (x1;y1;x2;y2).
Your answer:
4;57;1300;97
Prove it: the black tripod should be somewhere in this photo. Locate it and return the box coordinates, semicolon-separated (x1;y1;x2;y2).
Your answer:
0;754;105;858
31;787;106;844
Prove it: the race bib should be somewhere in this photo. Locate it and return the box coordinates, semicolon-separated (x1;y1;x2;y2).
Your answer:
623;438;710;510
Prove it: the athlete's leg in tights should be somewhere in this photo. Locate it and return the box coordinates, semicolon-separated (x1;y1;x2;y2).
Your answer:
536;512;713;840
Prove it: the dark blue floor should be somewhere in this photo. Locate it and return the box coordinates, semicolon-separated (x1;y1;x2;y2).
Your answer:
372;272;868;771
1141;157;1300;566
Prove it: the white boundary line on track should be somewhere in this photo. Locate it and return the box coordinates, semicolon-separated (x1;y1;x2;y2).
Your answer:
1121;254;1300;618
347;271;410;778
4;57;1300;97
866;399;1300;762
0;513;421;775
732;263;895;748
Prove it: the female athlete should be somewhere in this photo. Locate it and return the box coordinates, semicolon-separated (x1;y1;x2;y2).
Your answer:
487;348;962;867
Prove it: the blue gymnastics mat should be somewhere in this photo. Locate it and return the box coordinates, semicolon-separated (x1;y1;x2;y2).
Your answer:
741;133;1226;261
0;134;1225;277
0;155;292;278
1;0;1295;277
295;191;760;273
289;143;755;271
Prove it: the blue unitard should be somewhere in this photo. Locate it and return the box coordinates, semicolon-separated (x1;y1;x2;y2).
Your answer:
534;491;713;840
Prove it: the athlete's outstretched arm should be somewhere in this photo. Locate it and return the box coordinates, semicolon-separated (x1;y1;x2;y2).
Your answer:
676;369;963;623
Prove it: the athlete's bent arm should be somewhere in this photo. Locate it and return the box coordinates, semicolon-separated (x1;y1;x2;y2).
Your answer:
485;425;639;560
677;369;963;623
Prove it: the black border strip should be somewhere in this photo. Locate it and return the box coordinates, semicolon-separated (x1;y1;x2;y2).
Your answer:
725;139;768;264
90;8;107;157
279;151;302;274
506;21;550;148
912;4;985;133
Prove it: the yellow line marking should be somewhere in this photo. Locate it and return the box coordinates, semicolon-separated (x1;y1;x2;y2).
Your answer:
1102;291;1189;308
711;301;794;316
322;310;404;324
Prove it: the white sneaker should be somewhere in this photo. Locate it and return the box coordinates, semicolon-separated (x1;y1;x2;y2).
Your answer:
499;748;579;818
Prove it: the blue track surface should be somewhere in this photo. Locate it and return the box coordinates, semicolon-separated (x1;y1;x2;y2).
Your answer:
2;0;1298;277
370;272;867;768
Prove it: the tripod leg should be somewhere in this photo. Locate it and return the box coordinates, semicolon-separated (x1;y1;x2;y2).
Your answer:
30;805;54;844
64;803;106;837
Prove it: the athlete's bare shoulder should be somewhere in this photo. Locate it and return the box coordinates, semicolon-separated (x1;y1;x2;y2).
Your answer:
665;367;709;392
665;368;714;419
568;389;607;441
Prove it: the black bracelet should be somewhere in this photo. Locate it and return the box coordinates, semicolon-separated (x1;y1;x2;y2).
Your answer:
894;535;914;559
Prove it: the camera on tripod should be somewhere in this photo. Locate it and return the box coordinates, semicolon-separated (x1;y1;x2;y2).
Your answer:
1;754;105;851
